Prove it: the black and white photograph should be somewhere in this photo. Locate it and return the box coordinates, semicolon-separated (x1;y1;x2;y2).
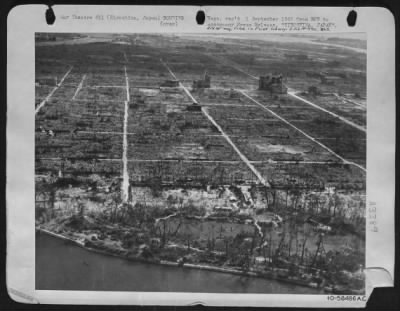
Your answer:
34;32;367;295
5;5;396;307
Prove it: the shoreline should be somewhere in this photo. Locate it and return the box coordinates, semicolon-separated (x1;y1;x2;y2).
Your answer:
36;227;329;293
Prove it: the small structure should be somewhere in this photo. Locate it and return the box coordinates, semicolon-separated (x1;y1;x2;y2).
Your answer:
160;79;179;87
186;103;202;111
36;77;58;86
320;74;341;85
258;74;287;94
192;71;211;89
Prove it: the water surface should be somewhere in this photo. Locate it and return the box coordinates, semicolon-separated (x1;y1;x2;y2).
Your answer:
36;233;320;294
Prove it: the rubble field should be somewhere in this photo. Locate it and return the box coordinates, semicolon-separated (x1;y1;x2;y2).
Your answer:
35;33;366;294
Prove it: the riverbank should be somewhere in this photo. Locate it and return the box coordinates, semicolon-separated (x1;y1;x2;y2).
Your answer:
37;232;324;293
36;227;328;293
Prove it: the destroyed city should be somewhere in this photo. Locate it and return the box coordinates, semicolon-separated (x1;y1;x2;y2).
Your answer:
35;33;366;294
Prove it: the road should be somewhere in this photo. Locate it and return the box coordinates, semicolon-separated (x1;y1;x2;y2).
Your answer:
72;74;86;100
207;54;258;79
288;92;366;133
160;59;270;188
121;66;130;202
160;58;178;80
240;91;366;172
202;107;271;187
209;54;366;133
35;66;73;114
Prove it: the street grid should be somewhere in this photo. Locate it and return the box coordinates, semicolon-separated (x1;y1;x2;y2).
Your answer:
35;41;366;191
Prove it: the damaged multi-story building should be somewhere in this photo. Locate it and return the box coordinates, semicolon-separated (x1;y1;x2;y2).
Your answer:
258;74;288;94
192;71;211;89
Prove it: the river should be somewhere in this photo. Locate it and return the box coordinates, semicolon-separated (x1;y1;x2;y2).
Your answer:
36;233;321;294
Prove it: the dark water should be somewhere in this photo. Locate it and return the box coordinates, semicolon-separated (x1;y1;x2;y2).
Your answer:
36;233;320;294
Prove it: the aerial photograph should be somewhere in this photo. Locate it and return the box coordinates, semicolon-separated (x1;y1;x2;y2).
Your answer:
35;33;366;294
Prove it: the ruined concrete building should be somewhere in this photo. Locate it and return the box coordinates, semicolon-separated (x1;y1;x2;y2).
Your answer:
192;71;211;89
258;74;287;94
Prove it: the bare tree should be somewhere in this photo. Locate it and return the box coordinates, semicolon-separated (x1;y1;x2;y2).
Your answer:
300;223;311;265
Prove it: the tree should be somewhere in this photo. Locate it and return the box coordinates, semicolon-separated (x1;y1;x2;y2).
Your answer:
291;189;302;211
110;191;122;223
49;189;56;217
77;199;85;219
300;224;311;265
223;236;233;257
271;190;277;210
332;192;342;217
157;217;182;248
310;233;326;268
